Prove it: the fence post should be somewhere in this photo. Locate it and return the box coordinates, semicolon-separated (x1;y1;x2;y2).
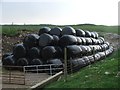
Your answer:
50;65;52;76
70;57;73;74
93;47;95;61
64;47;67;82
37;66;38;74
104;48;106;59
23;66;26;85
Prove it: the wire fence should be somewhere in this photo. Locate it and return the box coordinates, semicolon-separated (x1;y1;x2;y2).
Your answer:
1;46;110;85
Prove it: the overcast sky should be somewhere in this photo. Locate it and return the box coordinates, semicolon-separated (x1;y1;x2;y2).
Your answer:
0;0;119;25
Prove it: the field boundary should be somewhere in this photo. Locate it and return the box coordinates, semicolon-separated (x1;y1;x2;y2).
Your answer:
30;71;63;90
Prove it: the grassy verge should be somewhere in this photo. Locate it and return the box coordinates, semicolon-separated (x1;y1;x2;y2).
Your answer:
44;49;119;88
1;24;119;36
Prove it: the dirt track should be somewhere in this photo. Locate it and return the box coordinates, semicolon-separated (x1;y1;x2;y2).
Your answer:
2;73;50;90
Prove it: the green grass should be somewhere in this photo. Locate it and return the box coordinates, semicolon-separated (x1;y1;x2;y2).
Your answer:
1;24;119;36
44;49;119;88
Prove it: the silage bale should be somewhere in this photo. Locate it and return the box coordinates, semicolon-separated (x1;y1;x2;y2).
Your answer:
13;44;26;59
85;30;91;37
46;59;63;75
38;27;51;35
66;45;82;59
49;27;62;36
52;35;59;45
98;37;105;44
39;33;54;47
23;34;39;48
41;46;57;60
91;38;97;45
94;53;101;61
79;45;88;56
31;58;43;65
82;56;91;65
86;46;92;55
80;37;86;45
71;58;86;68
76;29;85;37
76;37;82;45
2;53;12;61
61;26;76;35
94;32;99;39
16;58;28;66
47;59;62;65
88;55;95;63
98;52;106;59
85;38;92;45
2;55;15;66
28;47;40;59
91;32;96;38
59;35;77;47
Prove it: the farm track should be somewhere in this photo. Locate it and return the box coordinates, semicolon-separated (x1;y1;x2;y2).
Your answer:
2;71;50;89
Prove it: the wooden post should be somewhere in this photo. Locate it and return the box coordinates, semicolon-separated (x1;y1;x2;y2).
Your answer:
23;66;26;85
64;47;67;82
104;48;106;59
93;47;95;61
70;57;73;74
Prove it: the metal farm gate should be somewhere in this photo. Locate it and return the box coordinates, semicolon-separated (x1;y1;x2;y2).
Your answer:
2;64;63;85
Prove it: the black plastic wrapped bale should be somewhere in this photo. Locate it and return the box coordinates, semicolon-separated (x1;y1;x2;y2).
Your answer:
52;35;59;45
41;46;57;60
70;58;86;72
38;27;51;35
85;38;92;45
109;46;114;54
98;38;104;45
91;32;96;38
88;55;95;63
31;58;43;65
76;29;85;37
94;32;99;39
54;46;63;58
59;35;77;47
13;44;26;59
28;47;40;59
85;30;91;37
49;27;62;36
2;53;12;61
94;53;101;61
82;56;91;65
16;58;28;66
98;52;105;59
101;44;109;51
91;38;97;45
47;59;62;67
98;37;105;44
104;42;110;49
76;37;82;45
39;33;53;47
80;37;86;45
86;46;92;55
23;34;39;49
61;26;76;35
3;55;15;66
79;45;87;56
66;45;82;59
47;59;63;75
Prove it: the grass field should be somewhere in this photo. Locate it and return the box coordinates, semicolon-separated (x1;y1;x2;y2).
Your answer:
1;24;119;36
44;49;119;88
